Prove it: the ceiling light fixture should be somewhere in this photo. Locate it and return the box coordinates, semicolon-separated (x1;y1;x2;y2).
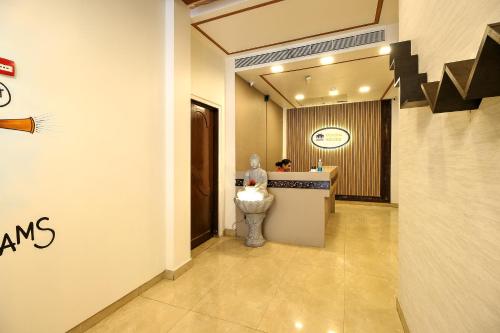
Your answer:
294;321;304;330
329;88;339;96
271;65;284;73
320;56;334;65
295;94;305;101
379;46;391;55
359;86;370;93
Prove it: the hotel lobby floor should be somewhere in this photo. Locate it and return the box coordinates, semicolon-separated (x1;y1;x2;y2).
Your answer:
86;203;402;333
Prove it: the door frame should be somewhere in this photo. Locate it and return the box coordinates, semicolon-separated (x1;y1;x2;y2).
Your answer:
191;98;220;243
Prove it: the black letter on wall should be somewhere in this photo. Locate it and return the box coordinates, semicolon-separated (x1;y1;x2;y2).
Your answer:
34;217;56;249
0;233;17;256
16;222;35;244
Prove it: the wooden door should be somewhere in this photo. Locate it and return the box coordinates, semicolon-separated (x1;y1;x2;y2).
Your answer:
191;101;218;249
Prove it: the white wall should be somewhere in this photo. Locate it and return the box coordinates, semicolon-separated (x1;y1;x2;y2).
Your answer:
224;59;236;231
391;97;399;203
398;1;500;332
0;0;173;332
164;0;192;272
191;27;227;235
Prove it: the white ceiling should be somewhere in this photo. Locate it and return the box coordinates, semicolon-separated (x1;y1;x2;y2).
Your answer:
192;0;398;54
237;46;397;108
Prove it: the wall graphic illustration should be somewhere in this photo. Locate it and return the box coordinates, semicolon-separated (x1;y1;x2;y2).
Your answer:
0;81;40;134
0;58;55;257
0;58;46;134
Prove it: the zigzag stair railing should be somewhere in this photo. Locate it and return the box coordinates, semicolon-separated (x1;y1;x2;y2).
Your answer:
390;22;500;113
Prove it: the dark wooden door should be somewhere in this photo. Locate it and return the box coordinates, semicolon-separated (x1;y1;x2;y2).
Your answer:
191;101;218;249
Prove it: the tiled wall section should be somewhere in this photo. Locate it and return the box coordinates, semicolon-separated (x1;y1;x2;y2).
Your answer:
287;101;381;197
399;1;500;332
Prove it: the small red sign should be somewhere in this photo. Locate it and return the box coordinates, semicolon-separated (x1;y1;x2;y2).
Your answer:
0;57;15;77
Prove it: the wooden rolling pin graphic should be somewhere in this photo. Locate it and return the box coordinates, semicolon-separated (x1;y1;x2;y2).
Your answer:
0;117;35;133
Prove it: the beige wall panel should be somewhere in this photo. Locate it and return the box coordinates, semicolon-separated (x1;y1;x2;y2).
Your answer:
399;1;500;332
235;75;283;171
191;28;225;106
286;101;381;197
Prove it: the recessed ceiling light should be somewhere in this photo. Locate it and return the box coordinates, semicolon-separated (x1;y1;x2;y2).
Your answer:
329;88;339;96
271;65;284;73
359;86;370;93
320;56;334;65
294;321;304;330
295;94;305;101
379;46;391;55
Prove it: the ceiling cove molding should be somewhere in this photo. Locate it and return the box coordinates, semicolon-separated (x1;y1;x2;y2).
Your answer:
192;0;385;55
235;29;385;69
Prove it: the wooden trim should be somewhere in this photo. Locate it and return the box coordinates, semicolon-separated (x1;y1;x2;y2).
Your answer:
193;24;231;54
336;195;388;203
183;0;220;8
164;260;193;280
224;228;237;237
380;79;394;99
258;55;389;109
380;99;392;202
193;0;385;55
193;0;285;25
374;0;384;22
396;298;412;333
66;272;165;332
337;200;398;208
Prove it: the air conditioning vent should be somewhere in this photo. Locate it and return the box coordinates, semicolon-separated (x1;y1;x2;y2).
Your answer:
235;30;385;69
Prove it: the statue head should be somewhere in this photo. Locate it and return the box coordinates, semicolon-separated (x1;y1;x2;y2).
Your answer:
249;154;261;169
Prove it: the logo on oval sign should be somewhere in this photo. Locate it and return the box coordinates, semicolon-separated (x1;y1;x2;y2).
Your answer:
311;127;350;149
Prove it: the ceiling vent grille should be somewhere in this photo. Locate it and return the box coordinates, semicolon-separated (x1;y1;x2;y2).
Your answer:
235;30;385;69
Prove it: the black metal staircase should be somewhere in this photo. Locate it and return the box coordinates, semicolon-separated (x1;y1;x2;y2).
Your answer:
390;22;500;113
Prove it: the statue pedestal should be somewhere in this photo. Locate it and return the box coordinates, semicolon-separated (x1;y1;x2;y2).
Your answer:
245;213;266;247
234;194;274;248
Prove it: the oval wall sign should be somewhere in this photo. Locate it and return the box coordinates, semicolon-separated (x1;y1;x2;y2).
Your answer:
311;127;350;149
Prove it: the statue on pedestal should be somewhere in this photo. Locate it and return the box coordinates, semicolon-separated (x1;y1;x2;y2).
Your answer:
235;153;274;247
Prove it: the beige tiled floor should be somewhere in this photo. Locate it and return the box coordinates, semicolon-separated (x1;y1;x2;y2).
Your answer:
86;203;402;333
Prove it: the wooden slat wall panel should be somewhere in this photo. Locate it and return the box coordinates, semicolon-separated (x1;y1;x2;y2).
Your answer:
287;101;381;197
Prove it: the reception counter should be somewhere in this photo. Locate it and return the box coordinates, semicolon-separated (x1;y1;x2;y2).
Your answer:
235;166;338;247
